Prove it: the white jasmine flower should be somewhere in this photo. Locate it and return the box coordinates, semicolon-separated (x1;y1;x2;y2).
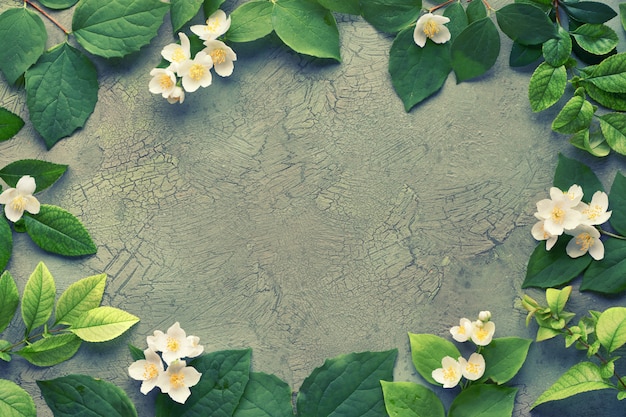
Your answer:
190;9;231;41
413;13;451;48
531;219;559;250
470;320;495;346
566;225;604;260
166;86;185;104
203;40;237;77
478;311;491;322
432;356;462;388
161;32;191;74
147;322;197;364
186;335;204;358
576;191;611;226
149;68;177;98
450;318;473;342
0;175;40;222
535;186;583;236
157;360;202;404
178;51;213;92
128;348;164;394
459;353;485;381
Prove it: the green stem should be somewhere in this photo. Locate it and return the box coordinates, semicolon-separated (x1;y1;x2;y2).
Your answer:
24;0;70;35
429;0;455;13
599;228;626;240
1;326;68;352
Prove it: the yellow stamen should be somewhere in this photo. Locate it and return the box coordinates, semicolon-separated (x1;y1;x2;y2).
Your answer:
159;74;174;90
466;362;480;375
143;363;159;380
576;232;594;251
170;372;185;389
423;20;440;38
474;327;488;342
172;48;186;63
166;337;180;352
442;366;458;381
551;206;565;224
210;48;227;65
189;64;205;81
10;196;26;212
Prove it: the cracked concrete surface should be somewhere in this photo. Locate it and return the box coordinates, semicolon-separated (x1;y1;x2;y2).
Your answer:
1;2;625;416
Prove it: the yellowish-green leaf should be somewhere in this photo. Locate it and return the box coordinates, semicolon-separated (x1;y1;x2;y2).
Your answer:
16;333;81;367
0;379;36;417
55;274;107;326
0;271;19;334
21;262;56;335
70;306;139;342
596;307;626;353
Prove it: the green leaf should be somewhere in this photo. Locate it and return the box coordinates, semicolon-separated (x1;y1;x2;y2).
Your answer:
536;326;561;341
551;96;594;134
465;0;487;23
0;8;47;85
562;1;617;24
233;372;293;417
622;4;626;31
204;0;226;18
480;337;532;384
25;43;98;149
24;204;97;256
581;53;626;93
596;307;626;352
72;0;169;58
128;344;145;361
69;306;139;342
496;3;557;45
546;286;572;316
16;333;82;366
443;2;467;41
271;0;341;61
581;239;626;294
38;374;137;417
0;271;18;334
571;24;618;55
156;349;251;417
582;79;626;110
0;379;36;417
409;333;460;385
609;172;626;236
510;42;542;67
0;108;24;142
381;381;445;417
553;153;604;197
316;0;360;14
570;129;611;157
0;218;12;272
533;362;613;407
360;0;421;34
528;62;567;112
599;112;626;155
543;26;572;67
171;0;203;32
449;385;517;417
227;1;274;43
451;17;500;83
297;350;397;417
522;238;592;288
0;159;68;192
21;262;56;335
38;0;79;9
389;27;451;111
55;273;107;326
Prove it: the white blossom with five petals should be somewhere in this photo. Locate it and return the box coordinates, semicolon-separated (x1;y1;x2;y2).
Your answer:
156;360;202;404
161;32;191;74
148;68;177;98
459;353;485;381
178;51;213;92
147;322;203;364
470;320;495;346
203;40;237;77
128;348;164;394
432;356;462;388
535;185;584;236
565;225;604;260
576;191;611;226
0;175;40;222
413;13;451;48
191;9;231;41
450;317;473;342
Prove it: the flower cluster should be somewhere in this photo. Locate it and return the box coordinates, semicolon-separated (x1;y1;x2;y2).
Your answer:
149;10;236;104
0;175;40;222
128;322;204;404
413;13;451;48
531;184;611;260
432;311;494;388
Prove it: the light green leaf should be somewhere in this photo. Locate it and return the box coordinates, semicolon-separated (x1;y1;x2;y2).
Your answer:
609;173;626;236
582;53;626;93
599;112;626;155
233;372;293;417
69;306;139;342
227;1;274;43
622;4;626;31
523;238;592;289
0;159;68;192
562;1;617;24
533;362;614;407
0;340;11;362
16;333;82;366
171;0;204;32
389;27;451;111
21;262;56;335
0;218;12;272
297;350;397;417
536;326;561;341
553;153;604;196
569;129;611;157
360;0;421;34
0;271;19;334
546;286;572;316
480;337;532;384
596;307;626;353
381;381;444;417
496;3;557;45
409;333;460;385
25;43;98;149
272;0;341;61
449;385;517;417
0;108;24;142
551;95;594;134
55;273;107;326
582;80;626;111
571;24;618;55
528;62;567;112
0;8;47;85
0;379;37;417
582;239;626;294
72;0;169;58
38;0;79;9
451;17;500;83
38;374;137;417
543;26;572;67
24;204;97;256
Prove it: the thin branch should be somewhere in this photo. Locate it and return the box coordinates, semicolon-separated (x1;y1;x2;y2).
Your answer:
24;0;70;35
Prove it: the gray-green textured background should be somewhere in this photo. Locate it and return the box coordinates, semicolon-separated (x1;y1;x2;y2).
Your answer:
1;1;625;416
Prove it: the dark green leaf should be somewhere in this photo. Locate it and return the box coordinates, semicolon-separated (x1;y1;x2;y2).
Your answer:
582;239;626;294
562;1;617;24
21;262;56;335
16;333;82;366
360;0;421;34
543;26;572;67
0;107;24;142
443;2;468;41
25;43;98;149
204;0;226;19
571;24;618;55
480;337;532;384
128;344;145;361
297;350;397;417
389;27;451;111
0;271;19;334
496;3;557;45
24;205;97;256
72;0;169;58
0;8;47;85
523;238;592;288
510;42;542;67
528;62;567;112
451;17;500;83
599;112;626;155
0;159;68;192
581;52;626;93
449;385;517;417
551;95;594;133
38;374;138;417
465;0;487;23
553;153;604;196
316;0;360;14
409;333;460;385
0;379;36;417
38;0;79;9
0;218;12;272
227;1;274;43
171;0;204;32
609;173;626;236
272;0;341;61
233;372;293;417
381;381;445;417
